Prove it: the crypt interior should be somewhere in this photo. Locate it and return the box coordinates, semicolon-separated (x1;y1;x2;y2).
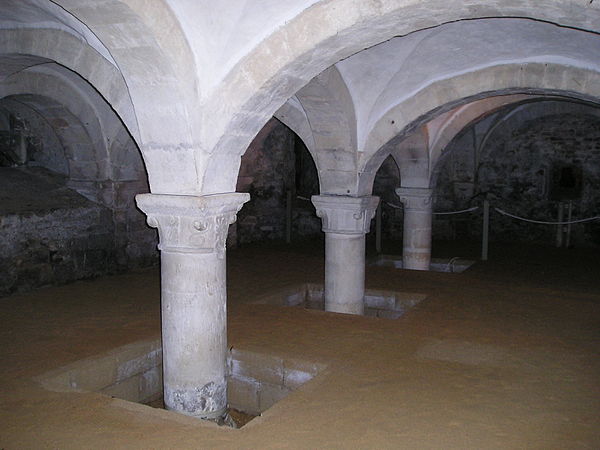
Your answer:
1;1;599;448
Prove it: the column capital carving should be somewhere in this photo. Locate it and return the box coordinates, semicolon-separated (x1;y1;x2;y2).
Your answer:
136;193;250;257
311;195;379;235
395;187;433;211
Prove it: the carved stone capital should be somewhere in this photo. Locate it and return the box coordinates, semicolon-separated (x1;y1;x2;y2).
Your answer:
395;187;433;212
311;195;379;235
136;193;250;257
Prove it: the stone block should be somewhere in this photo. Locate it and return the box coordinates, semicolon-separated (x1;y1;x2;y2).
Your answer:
227;376;260;415
363;308;378;318
283;358;321;389
230;349;284;386
284;291;305;307
39;339;161;394
376;309;403;320
100;375;141;403
258;383;291;411
66;357;118;392
139;366;162;402
69;161;100;180
116;347;162;383
364;292;395;310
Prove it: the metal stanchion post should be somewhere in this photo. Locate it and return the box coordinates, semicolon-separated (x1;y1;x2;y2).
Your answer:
375;203;382;254
556;202;564;248
285;190;292;244
481;199;489;261
566;200;573;248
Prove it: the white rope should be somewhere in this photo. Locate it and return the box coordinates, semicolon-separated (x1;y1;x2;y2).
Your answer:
433;206;479;215
494;207;600;225
299;198;597;225
384;201;478;215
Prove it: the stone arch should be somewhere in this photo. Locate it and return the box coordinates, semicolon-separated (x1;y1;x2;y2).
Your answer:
359;63;600;195
275;66;358;195
54;0;204;194
362;64;600;164
274;96;316;154
0;94;107;201
475;100;600;165
427;95;532;169
272;100;322;201
430;98;600;246
426;96;575;191
0;67;157;278
0;32;138;142
201;0;600;195
0;63;146;193
0;0;200;194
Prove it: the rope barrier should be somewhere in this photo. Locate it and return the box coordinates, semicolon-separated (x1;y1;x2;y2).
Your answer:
433;206;479;215
385;201;402;209
384;201;478;215
494;207;600;225
296;198;598;225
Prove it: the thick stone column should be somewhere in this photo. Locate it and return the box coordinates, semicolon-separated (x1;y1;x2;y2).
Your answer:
311;195;379;315
395;187;433;271
136;192;249;419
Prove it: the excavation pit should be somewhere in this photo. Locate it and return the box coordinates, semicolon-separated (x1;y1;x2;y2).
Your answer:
371;255;475;273
35;339;324;429
253;283;426;319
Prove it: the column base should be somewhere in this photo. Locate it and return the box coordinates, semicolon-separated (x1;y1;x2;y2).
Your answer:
325;300;365;315
403;251;431;271
165;381;227;420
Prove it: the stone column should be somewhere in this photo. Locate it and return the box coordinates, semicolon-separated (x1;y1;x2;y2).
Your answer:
311;195;379;315
395;187;433;271
136;192;249;420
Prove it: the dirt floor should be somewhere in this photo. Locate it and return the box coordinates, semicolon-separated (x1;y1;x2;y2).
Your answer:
1;240;599;449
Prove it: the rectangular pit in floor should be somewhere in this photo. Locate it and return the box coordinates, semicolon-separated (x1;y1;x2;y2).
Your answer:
35;339;324;428
252;283;426;319
370;255;475;273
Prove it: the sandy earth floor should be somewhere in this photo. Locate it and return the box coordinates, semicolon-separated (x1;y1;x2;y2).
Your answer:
1;240;599;449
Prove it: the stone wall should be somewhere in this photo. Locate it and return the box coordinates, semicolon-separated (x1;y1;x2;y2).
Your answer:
235;118;322;245
233;118;397;246
434;112;600;247
0;102;158;296
0;102;68;174
229;109;600;250
372;155;403;243
0;168;115;295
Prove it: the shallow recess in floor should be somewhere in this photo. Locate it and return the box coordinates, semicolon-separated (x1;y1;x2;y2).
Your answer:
370;255;475;273
253;283;426;319
35;339;324;429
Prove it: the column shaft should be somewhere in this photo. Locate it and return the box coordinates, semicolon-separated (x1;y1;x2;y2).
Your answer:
325;233;366;315
396;187;433;271
312;195;379;315
136;192;248;419
160;250;227;418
